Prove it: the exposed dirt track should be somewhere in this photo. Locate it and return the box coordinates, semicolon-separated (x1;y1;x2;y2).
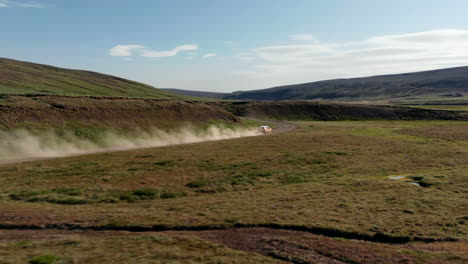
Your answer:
0;228;465;264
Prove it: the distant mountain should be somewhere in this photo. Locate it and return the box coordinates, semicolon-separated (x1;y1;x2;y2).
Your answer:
6;57;467;104
162;88;227;99
223;66;468;103
0;58;186;99
164;66;468;104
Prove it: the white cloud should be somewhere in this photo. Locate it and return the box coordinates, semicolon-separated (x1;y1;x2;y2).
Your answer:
368;29;468;45
109;45;144;57
254;43;334;62
140;44;198;58
239;57;256;61
110;44;199;59
0;0;47;8
16;1;45;8
289;34;315;41
202;53;217;58
245;29;468;86
109;29;468;93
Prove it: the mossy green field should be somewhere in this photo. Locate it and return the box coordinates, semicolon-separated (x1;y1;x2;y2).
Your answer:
0;235;279;264
0;120;467;263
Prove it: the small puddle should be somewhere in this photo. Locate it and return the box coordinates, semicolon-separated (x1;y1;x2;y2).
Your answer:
389;176;406;180
388;175;421;187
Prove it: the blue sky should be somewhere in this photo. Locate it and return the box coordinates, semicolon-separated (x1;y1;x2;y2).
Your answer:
2;0;468;92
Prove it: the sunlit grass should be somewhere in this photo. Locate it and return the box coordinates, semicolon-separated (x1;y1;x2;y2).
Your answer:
0;120;467;241
0;236;279;264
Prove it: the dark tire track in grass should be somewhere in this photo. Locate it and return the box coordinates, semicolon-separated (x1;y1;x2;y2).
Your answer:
0;222;458;244
1;227;464;264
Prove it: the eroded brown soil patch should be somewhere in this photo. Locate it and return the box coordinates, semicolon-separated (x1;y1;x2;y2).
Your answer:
0;209;56;226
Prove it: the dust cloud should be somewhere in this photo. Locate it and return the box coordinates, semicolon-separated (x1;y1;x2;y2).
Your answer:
0;125;260;164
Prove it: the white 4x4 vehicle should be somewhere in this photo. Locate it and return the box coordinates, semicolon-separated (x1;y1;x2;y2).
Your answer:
259;125;272;134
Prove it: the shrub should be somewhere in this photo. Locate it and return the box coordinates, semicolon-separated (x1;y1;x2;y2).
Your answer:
28;254;58;264
195;186;228;194
160;191;185;199
284;157;308;165
55;187;83;196
49;197;88;205
134;154;154;158
196;162;220;171
311;159;327;164
186;179;211;188
154;160;177;167
229;175;255;185
409;175;433;187
418;181;433;187
247;171;272;177
97;197;119;203
281;175;307;184
132;188;160;199
409;176;425;181
9;190;51;201
119;193;139;202
325;151;349;156
9;188;90;205
118;188;183;202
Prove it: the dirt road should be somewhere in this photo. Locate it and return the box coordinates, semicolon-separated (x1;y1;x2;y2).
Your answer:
242;117;297;134
0;119;296;166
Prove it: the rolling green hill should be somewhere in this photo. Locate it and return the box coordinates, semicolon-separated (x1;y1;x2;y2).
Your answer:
0;57;186;99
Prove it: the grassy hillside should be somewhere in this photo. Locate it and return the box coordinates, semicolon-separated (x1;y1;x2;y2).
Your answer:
0;58;187;99
211;66;468;103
